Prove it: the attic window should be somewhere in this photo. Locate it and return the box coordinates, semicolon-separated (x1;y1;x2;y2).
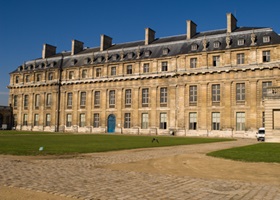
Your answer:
71;59;78;66
263;36;270;43
191;44;198;51
97;57;103;62
162;48;169;55
112;54;118;61
40;63;45;68
144;50;151;57
84;58;91;65
29;65;34;70
237;39;245;46
127;52;134;59
213;41;220;48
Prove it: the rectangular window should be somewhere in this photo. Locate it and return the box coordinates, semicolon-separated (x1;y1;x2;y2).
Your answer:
66;114;72;127
35;94;40;108
237;53;245;64
213;42;220;48
189;112;197;130
142;88;149;107
34;114;39;126
80;92;86;107
36;74;41;82
212;112;220;130
24;95;28;109
94;91;100;107
67;93;73;107
46;114;51;126
262;81;272;98
212;84;220;102
80;113;85;127
213;56;220;67
46;93;52;107
93;113;99;128
15;76;19;83
96;68;101;77
236;83;245;102
141;113;149;129
262;51;270;62
161;61;168;71
190;58;197;68
126;65;132;74
125;89;132;106
124;113;131;128
48;72;53;80
143;63;149;73
25;75;30;83
160;87;167;105
109;90;115;108
23;114;28;126
111;66;116;76
82;69;87;78
69;71;74;79
13;95;18;107
237;39;244;46
189;85;197;104
263;36;270;43
236;112;245;131
160;113;167;129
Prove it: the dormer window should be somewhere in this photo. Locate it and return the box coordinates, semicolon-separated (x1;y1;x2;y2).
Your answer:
237;39;245;46
40;63;45;68
71;59;78;66
162;48;169;55
127;52;134;59
263;36;270;43
84;58;91;65
191;44;198;51
29;65;34;70
213;41;220;48
112;54;118;61
97;57;103;63
144;50;151;57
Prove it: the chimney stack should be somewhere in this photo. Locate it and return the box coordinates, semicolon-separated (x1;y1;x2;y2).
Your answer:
187;20;197;40
145;28;155;45
227;13;237;33
42;44;56;59
100;35;112;51
71;40;84;55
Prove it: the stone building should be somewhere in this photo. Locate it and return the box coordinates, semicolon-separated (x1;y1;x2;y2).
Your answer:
8;13;280;141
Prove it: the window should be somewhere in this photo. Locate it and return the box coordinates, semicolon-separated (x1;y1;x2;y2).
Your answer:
94;91;100;107
161;61;168;72
80;92;86;107
191;44;198;51
93;113;99;127
263;36;270;43
46;93;52;107
82;69;87;78
96;68;101;77
141;113;149;129
36;74;41;82
236;112;245;131
190;58;197;68
262;51;270;62
213;56;220;66
67;93;73;107
24;95;28;109
46;114;51;126
189;112;197;130
212;112;220;130
237;39;245;46
97;57;103;62
143;63;149;73
126;65;132;74
213;41;220;48
189;85;197;104
35;94;40;108
13;114;17;127
112;55;118;61
71;59;77;66
48;72;53;80
111;66;116;76
80;113;85;127
25;75;30;83
15;76;19;83
125;89;132;106
262;81;272;98
212;84;220;102
69;71;74;79
236;83;245;102
127;52;133;59
13;95;18;107
109;90;115;108
34;114;39;126
124;113;131;128
66;114;72;127
160;87;167;105
160;113;167;129
162;48;169;55
84;58;91;65
23;114;28;126
237;53;245;64
142;88;149;107
145;50;151;57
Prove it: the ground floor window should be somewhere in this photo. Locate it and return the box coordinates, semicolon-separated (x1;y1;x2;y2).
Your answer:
93;113;99;128
46;114;51;126
189;112;197;130
66;114;72;127
212;112;220;130
160;113;167;129
236;112;245;131
23;114;28;126
80;113;86;127
141;113;149;129
124;113;131;128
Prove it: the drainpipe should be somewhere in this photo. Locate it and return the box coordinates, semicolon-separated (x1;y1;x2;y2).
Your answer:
55;54;63;132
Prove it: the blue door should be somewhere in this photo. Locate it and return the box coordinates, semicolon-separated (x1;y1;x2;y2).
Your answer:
107;114;116;133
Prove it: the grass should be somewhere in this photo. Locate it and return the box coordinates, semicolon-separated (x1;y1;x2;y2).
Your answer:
0;130;232;156
207;143;280;163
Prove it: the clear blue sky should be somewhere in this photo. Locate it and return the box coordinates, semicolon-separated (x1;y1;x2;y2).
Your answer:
1;0;279;106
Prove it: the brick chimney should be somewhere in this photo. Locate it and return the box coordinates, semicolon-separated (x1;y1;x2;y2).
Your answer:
227;13;237;33
145;28;155;45
71;40;84;55
100;35;112;51
42;44;56;59
187;20;197;40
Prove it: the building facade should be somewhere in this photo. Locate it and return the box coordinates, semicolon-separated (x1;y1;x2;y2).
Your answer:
8;13;280;140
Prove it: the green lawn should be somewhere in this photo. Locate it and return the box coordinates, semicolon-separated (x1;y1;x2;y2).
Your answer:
207;143;280;163
0;131;232;156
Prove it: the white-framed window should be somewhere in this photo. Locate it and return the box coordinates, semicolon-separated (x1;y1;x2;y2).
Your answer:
96;68;101;77
213;56;220;66
142;88;149;107
23;114;28;126
93;113;99;128
112;54;118;61
145;50;151;57
46;114;51;126
126;65;132;74
109;90;115;108
236;112;245;131
189;112;197;130
191;44;198;51
236;83;245;101
237;53;245;64
94;91;100;107
160;113;167;129
143;63;149;73
80;113;86;127
160;87;167;104
35;94;40;108
34;114;39;126
189;85;197;104
237;39;245;46
162;48;169;55
212;84;220;102
190;58;197;68
125;89;132;106
124;113;131;128
66;114;72;127
141;113;149;129
13;95;18;107
161;61;168;72
80;92;86;107
263;36;270;43
262;50;270;62
82;69;87;78
111;66;116;76
212;112;220;130
46;93;52;107
67;93;73;107
262;81;272;98
213;41;220;48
